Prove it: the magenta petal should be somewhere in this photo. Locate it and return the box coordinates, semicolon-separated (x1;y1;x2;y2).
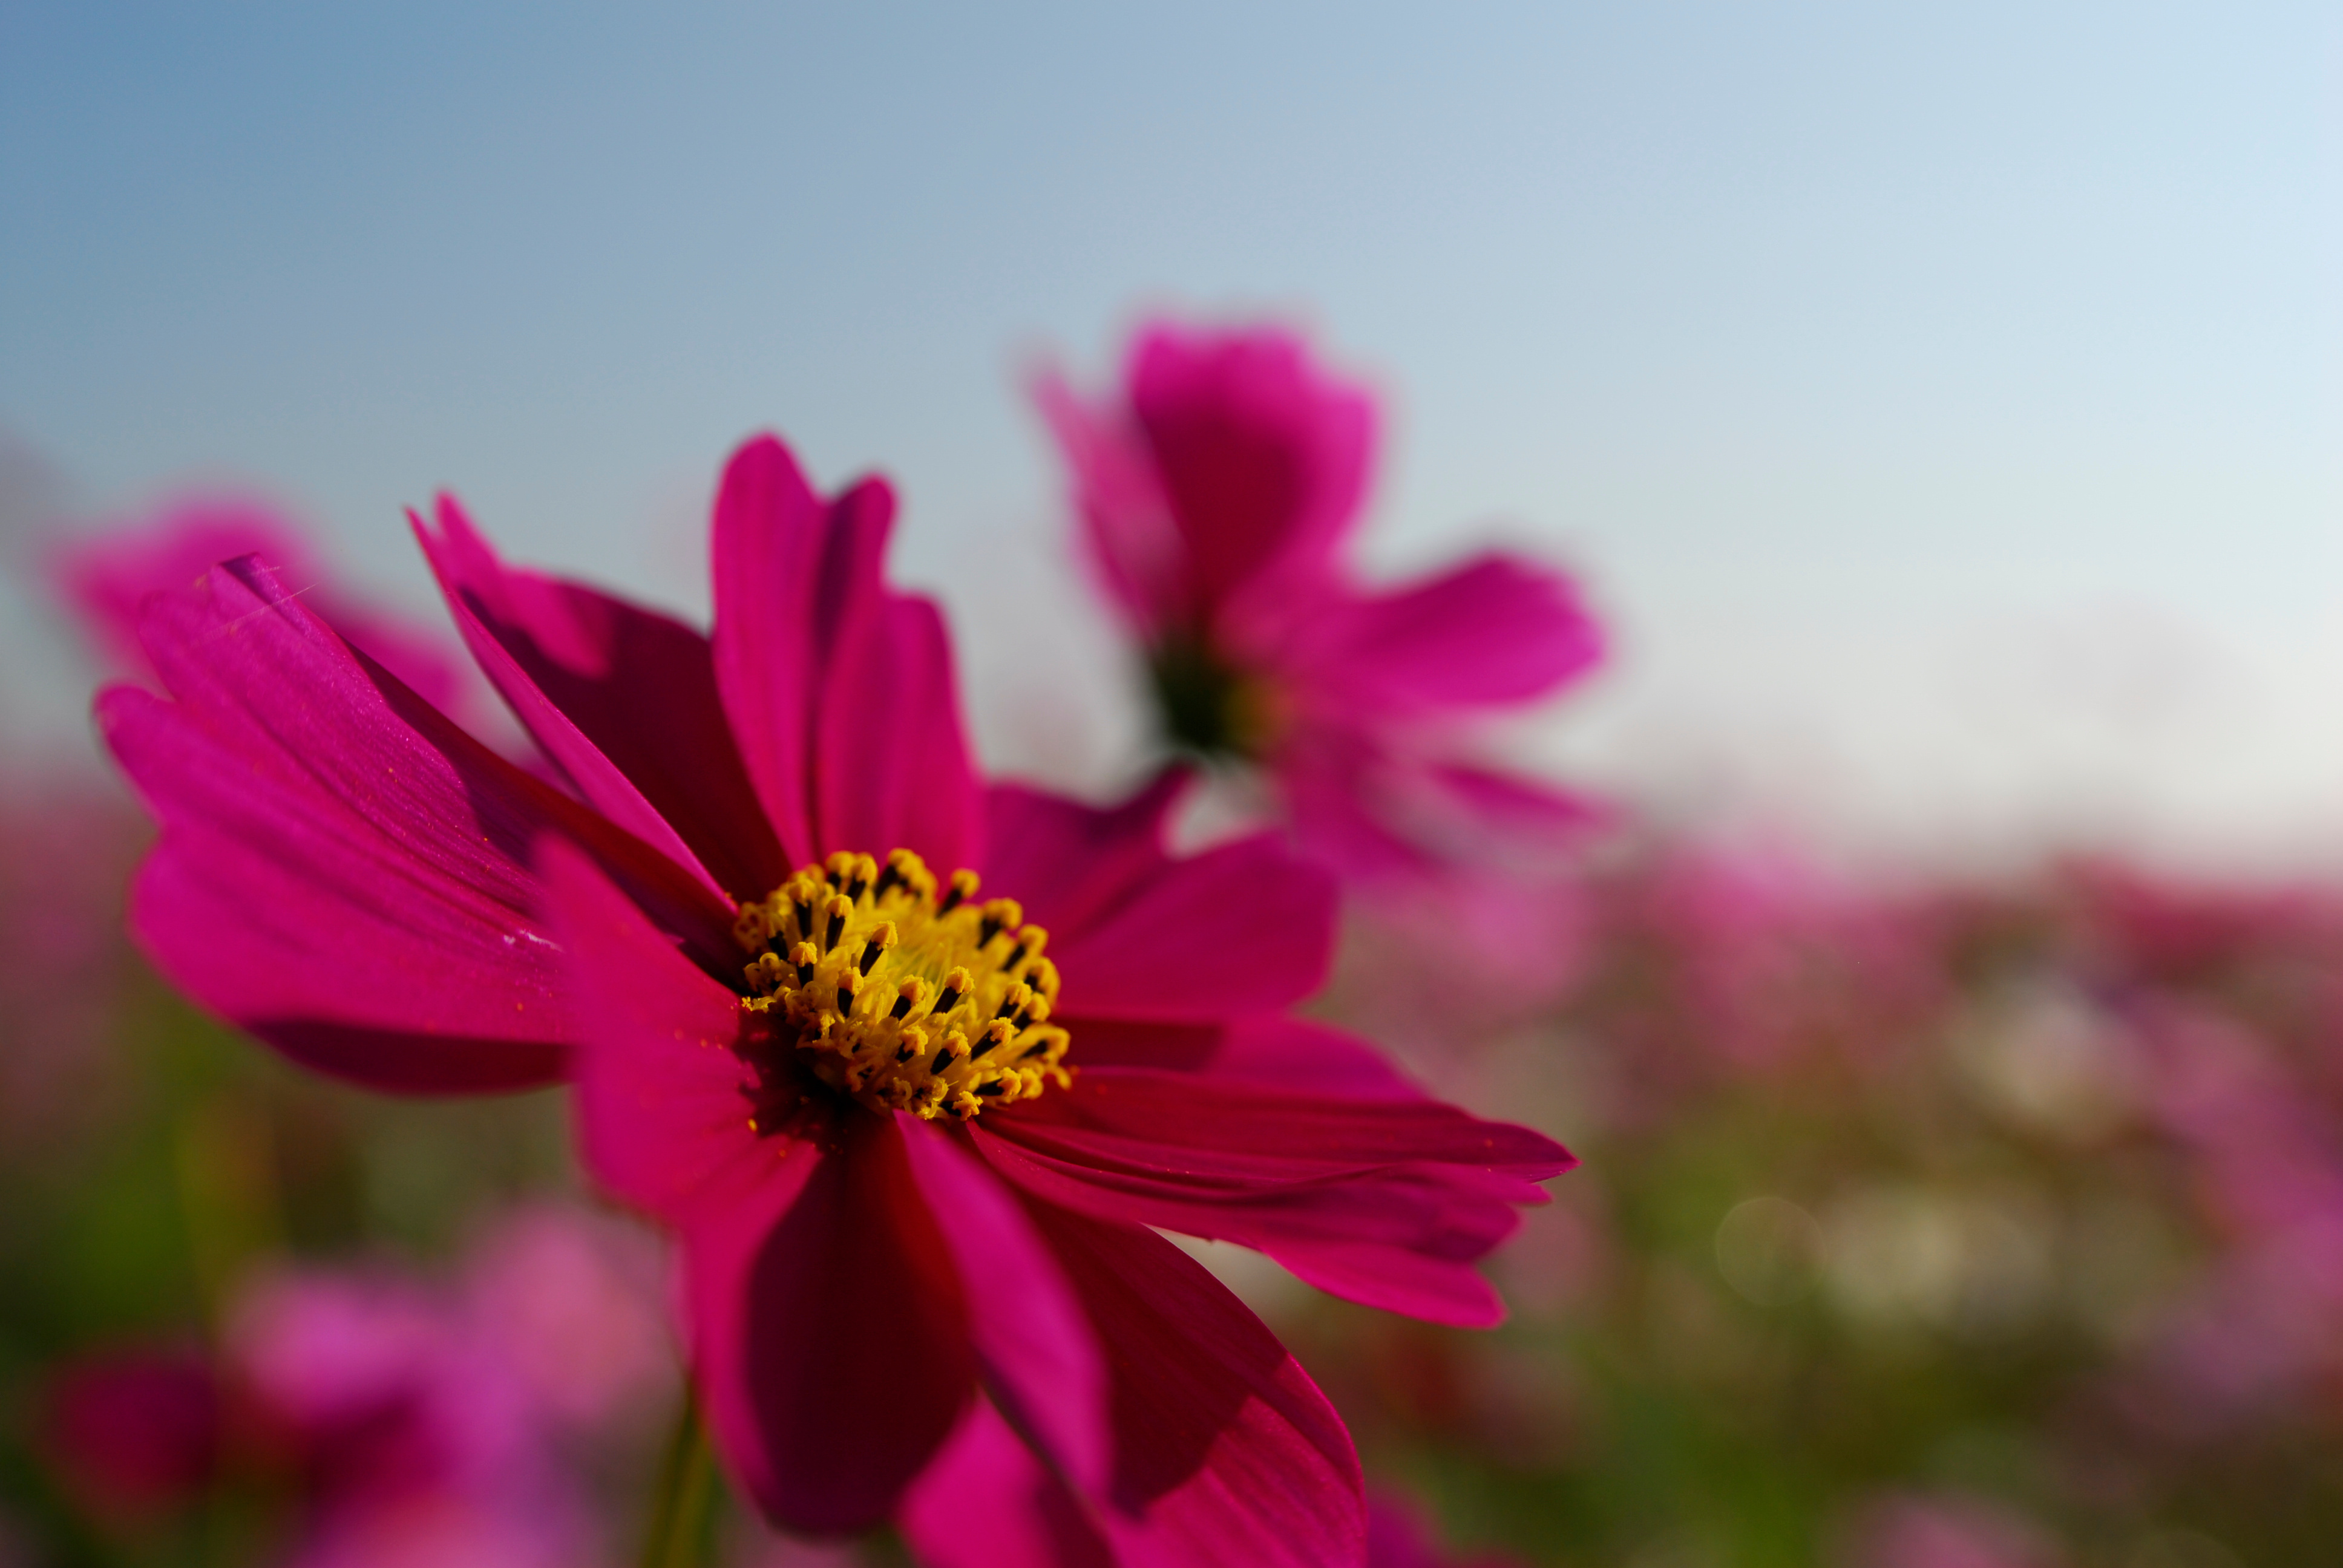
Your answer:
1025;1203;1365;1568
1204;1016;1425;1102
1046;832;1335;1024
1300;554;1602;714
56;500;324;673
990;1068;1570;1187
898;1119;1108;1492
56;497;477;718
669;1137;822;1518
99;559;728;1091
1273;730;1443;883
710;435;833;864
1417;760;1606;840
541;835;764;1223
1060;1019;1228;1073
695;1114;974;1535
980;773;1187;940
900;1397;1115;1568
1127;324;1374;630
1059;1016;1423;1094
814;595;983;872
978;1067;1571;1328
100;675;569;1090
1035;368;1188;637
712;434;981;870
416;498;783;902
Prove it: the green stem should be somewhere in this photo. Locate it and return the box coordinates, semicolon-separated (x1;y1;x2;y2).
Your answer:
640;1391;720;1568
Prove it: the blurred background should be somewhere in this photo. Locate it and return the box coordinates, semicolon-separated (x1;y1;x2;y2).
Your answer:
3;3;2341;1565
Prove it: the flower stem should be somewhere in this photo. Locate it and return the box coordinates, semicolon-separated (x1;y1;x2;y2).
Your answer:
640;1390;720;1568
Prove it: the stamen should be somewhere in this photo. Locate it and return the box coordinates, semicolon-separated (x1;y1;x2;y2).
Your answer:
730;849;1073;1122
931;967;969;1019
976;898;1022;949
822;895;851;952
938;870;979;916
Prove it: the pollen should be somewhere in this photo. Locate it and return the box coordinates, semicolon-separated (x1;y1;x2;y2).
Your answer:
733;849;1073;1122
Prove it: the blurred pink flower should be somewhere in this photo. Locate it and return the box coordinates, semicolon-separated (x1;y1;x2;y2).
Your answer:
457;1202;672;1431
2108;994;2343;1428
38;1204;666;1568
1040;322;1605;887
1642;839;1938;1076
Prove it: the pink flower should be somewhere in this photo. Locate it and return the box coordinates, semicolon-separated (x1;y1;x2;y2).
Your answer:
38;1205;662;1568
231;1269;594;1568
1039;322;1605;884
96;433;1571;1561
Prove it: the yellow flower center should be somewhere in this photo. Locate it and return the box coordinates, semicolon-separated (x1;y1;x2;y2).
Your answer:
733;849;1073;1122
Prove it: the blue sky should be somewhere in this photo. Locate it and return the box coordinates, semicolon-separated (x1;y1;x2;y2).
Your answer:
5;2;2339;860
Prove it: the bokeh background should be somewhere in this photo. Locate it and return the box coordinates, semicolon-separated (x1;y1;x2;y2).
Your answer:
4;4;2341;1566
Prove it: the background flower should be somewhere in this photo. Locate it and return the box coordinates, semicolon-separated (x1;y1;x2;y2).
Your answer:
1040;322;1605;889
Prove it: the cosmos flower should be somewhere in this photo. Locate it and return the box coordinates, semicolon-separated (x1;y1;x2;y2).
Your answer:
97;433;1571;1563
1038;322;1605;886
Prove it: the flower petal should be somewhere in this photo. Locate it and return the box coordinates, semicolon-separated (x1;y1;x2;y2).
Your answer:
99;558;730;1093
980;773;1187;939
55;496;480;720
415;497;784;902
1035;367;1188;637
814;596;983;872
1043;829;1336;1025
978;1065;1572;1328
542;835;762;1223
1127;324;1373;633
899;1397;1115;1568
899;1118;1107;1493
710;435;834;865
1202;1016;1425;1103
1297;554;1602;714
700;1113;974;1535
1026;1203;1365;1568
1273;728;1440;883
1061;1019;1227;1074
711;434;981;871
1274;729;1603;887
1062;1016;1424;1096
